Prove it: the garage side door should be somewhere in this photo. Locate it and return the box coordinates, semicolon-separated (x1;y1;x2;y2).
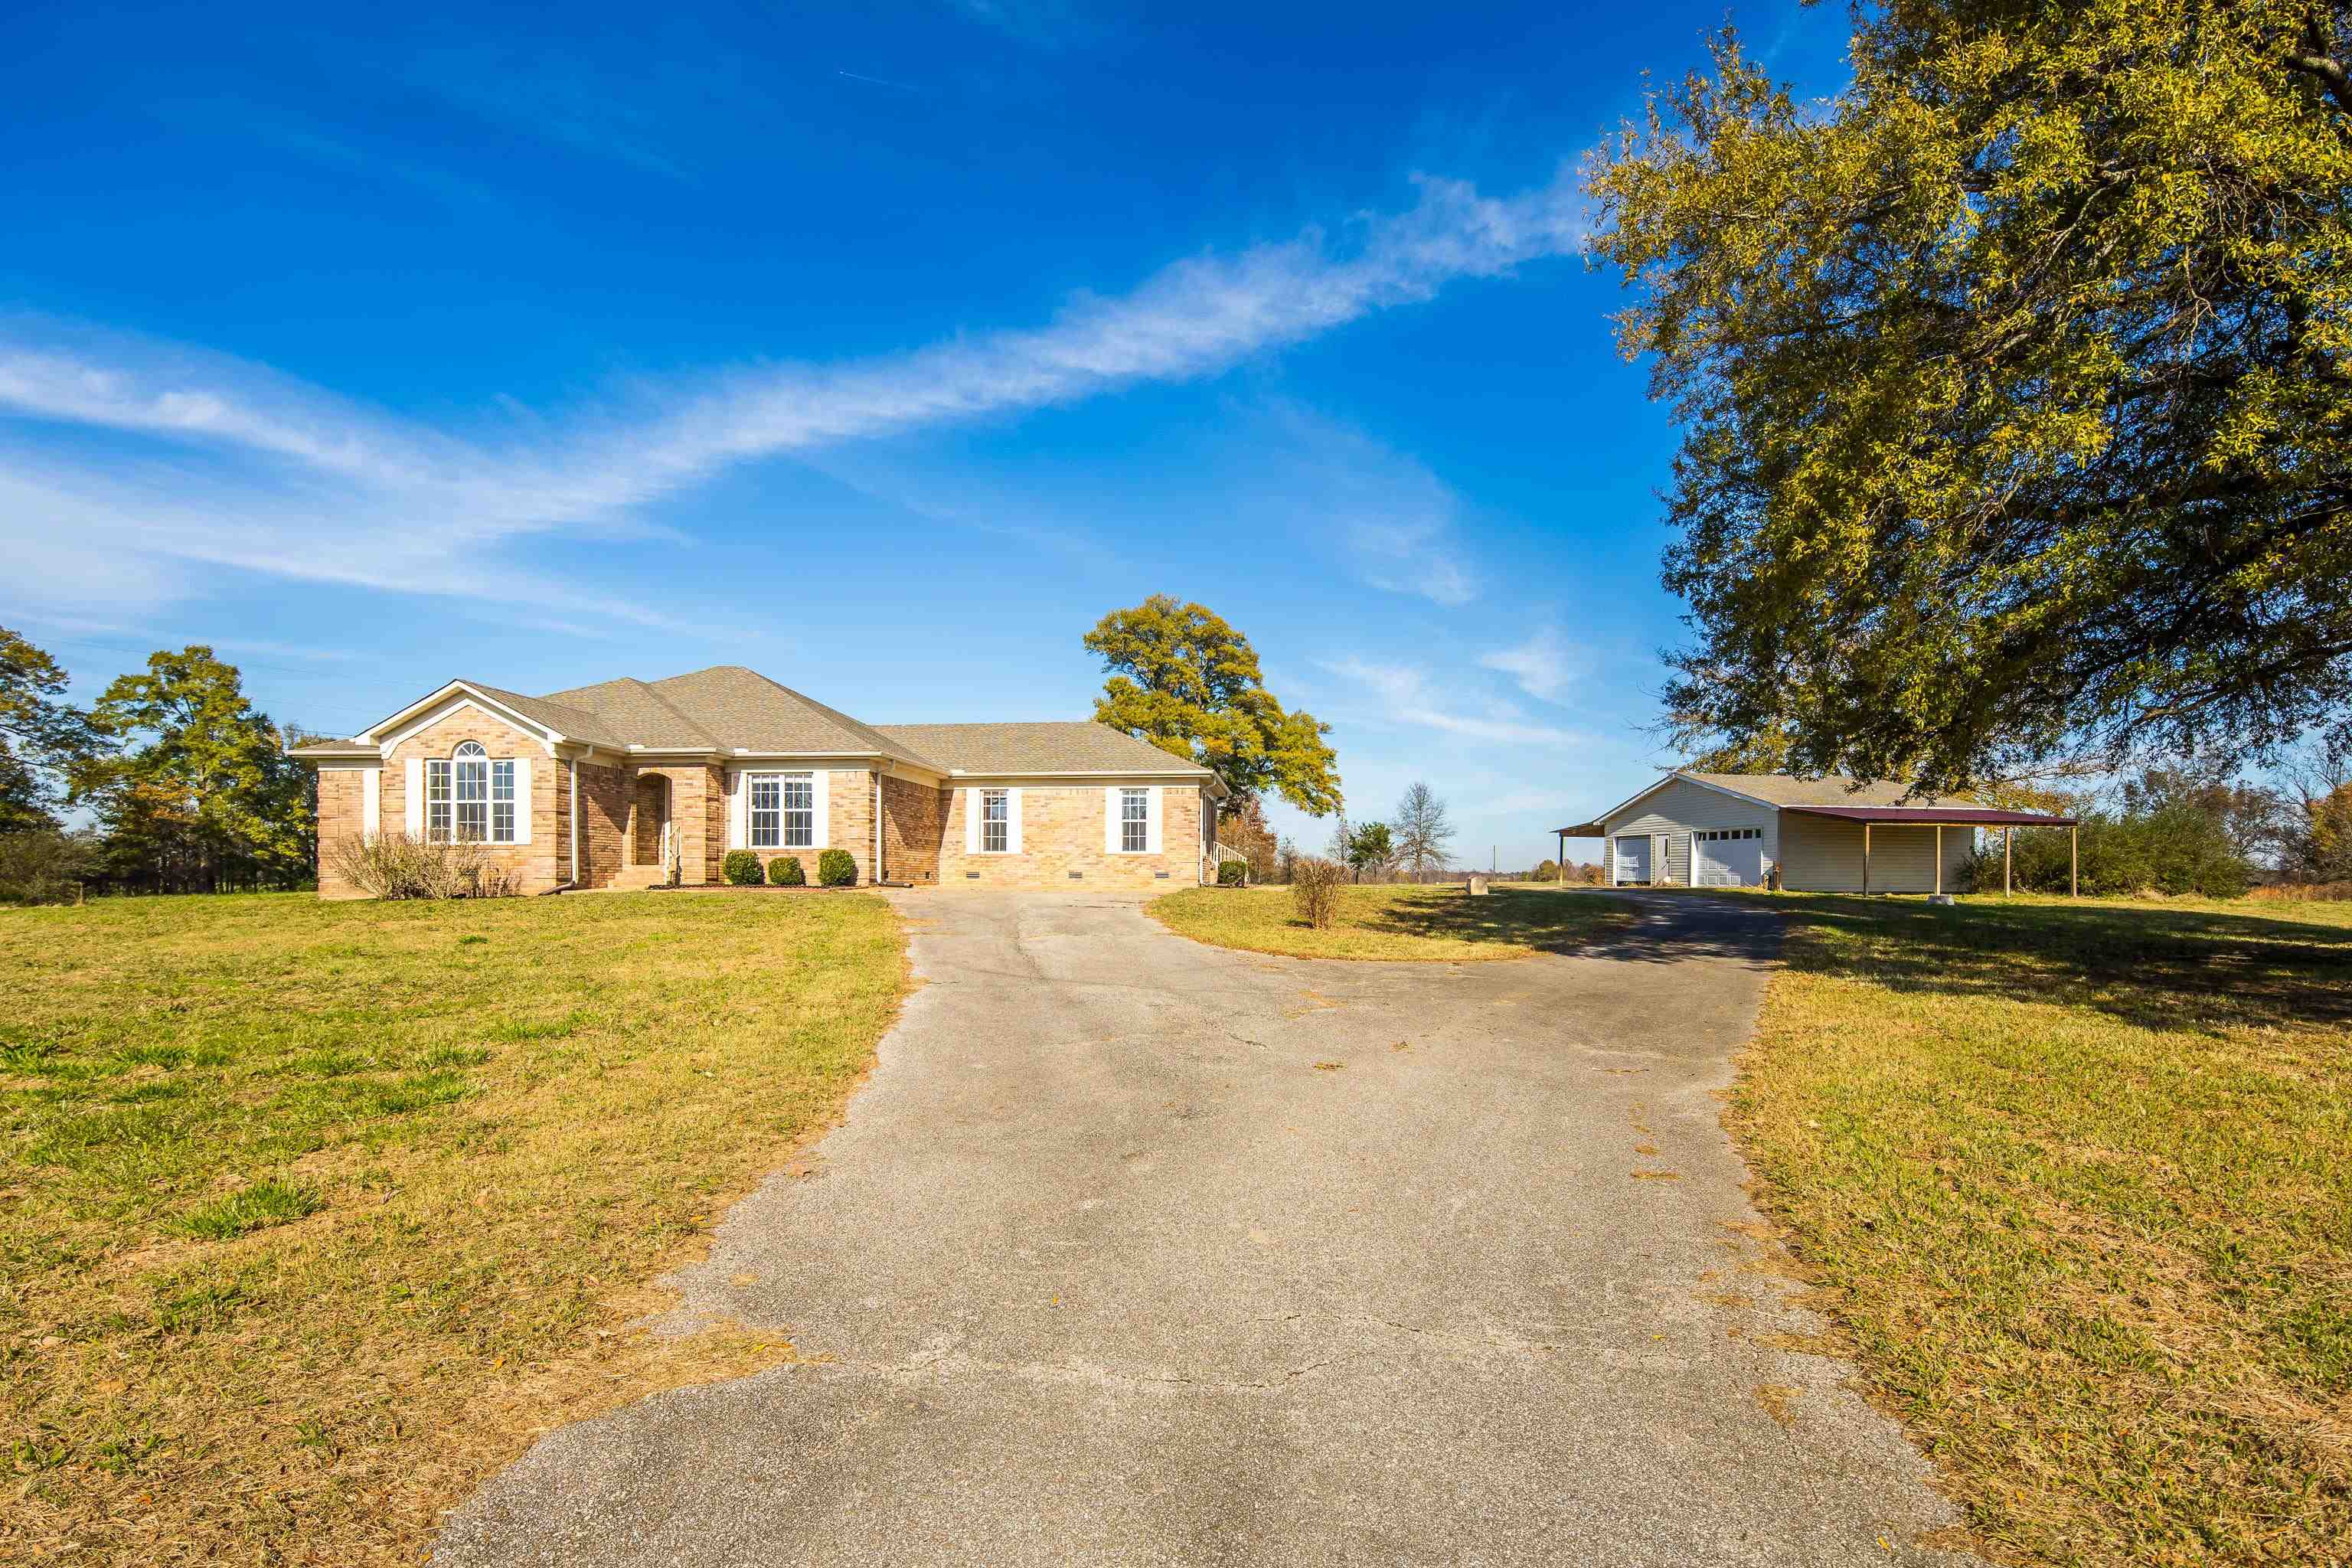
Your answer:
1613;835;1651;884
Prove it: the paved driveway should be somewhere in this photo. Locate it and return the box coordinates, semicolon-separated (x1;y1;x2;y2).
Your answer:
438;890;1969;1567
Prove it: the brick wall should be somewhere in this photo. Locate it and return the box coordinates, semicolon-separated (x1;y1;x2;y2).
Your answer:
936;783;1204;890
717;766;880;884
626;763;727;885
578;760;629;887
880;773;941;884
315;766;371;900
381;712;561;893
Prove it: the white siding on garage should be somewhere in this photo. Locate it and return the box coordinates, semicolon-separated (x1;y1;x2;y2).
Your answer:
1777;815;1977;893
1602;776;1779;885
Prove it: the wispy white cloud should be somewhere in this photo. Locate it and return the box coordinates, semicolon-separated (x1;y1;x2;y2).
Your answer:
1352;518;1478;606
1478;626;1586;703
0;167;1580;622
1236;402;1482;605
1318;655;1590;746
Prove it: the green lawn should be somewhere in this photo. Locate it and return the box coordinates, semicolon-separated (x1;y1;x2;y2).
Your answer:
1;890;906;1566
1151;882;1635;961
1724;890;2351;1566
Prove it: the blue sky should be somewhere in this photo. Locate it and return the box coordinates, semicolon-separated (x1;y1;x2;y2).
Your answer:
1;0;1853;866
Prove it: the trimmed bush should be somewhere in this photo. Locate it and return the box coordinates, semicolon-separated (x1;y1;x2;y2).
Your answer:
770;855;805;887
722;850;765;886
817;848;858;887
1217;859;1247;887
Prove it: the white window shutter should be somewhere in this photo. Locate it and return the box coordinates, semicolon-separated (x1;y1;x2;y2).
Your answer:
1104;787;1120;854
404;758;424;835
511;757;532;844
1145;786;1163;853
963;789;980;854
813;769;831;850
1007;789;1023;854
727;769;746;849
361;768;381;838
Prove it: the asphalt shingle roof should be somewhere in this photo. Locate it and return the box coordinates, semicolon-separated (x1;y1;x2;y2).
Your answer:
335;667;1215;779
1676;771;1971;808
874;722;1211;776
462;681;632;750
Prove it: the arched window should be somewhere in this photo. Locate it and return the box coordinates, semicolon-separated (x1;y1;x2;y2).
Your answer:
425;741;516;844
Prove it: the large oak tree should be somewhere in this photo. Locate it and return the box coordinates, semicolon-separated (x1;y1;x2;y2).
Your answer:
1085;596;1342;815
1590;0;2352;790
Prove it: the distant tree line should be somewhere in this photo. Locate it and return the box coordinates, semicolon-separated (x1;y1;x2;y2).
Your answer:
0;627;313;903
1971;754;2352;899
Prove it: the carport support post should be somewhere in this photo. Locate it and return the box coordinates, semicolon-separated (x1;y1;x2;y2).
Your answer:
1862;822;1871;895
2004;828;2012;897
2071;825;2079;898
1934;824;1942;897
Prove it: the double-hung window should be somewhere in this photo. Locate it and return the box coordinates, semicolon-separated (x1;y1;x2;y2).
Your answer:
427;742;514;844
750;773;815;850
981;789;1009;853
1119;788;1148;852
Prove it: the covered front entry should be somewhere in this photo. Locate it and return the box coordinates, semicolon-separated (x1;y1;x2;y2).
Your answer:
629;773;671;873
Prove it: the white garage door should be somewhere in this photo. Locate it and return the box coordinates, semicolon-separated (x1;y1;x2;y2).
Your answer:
1695;828;1763;887
1613;835;1651;884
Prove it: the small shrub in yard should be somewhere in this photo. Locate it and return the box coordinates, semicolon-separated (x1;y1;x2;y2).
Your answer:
817;848;858;887
1217;860;1247;887
723;850;765;886
327;833;515;900
1291;856;1344;929
770;855;805;886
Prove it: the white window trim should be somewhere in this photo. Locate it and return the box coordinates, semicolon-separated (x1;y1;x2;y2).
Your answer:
969;786;1021;854
510;756;532;844
746;770;820;852
419;743;524;846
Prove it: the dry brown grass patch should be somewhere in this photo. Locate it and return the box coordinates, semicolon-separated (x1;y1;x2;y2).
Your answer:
2;890;909;1566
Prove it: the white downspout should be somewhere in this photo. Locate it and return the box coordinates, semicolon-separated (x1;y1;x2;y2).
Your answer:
568;759;580;888
873;771;884;885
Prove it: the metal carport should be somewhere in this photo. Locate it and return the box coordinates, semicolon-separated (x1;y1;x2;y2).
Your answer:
1779;805;2082;897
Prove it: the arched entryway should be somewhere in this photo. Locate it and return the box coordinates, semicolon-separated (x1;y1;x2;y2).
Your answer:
630;773;671;869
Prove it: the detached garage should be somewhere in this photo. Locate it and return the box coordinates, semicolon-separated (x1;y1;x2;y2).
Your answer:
1560;771;2079;895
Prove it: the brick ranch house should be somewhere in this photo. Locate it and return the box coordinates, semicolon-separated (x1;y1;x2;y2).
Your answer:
289;666;1225;897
